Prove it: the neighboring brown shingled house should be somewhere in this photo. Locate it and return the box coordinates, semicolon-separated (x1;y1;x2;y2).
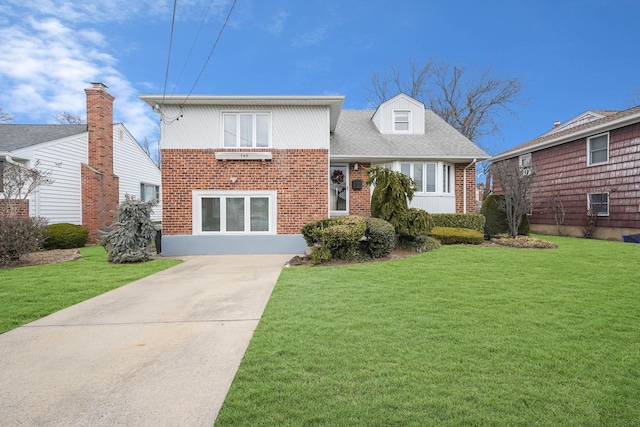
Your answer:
491;106;640;240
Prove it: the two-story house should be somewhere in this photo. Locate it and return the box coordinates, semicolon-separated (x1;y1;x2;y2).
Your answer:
140;92;488;255
491;106;640;240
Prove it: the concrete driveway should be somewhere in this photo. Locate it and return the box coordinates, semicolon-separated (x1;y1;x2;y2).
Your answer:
0;254;293;426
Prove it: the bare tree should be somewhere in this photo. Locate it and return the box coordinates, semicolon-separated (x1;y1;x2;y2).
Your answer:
141;137;162;169
491;159;535;238
0;160;53;216
0;107;14;123
366;58;524;147
53;111;84;124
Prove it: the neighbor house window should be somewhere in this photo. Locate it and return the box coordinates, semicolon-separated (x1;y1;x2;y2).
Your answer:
223;112;270;148
588;192;609;216
393;110;411;132
193;191;275;234
140;183;159;202
401;162;436;192
587;133;608;166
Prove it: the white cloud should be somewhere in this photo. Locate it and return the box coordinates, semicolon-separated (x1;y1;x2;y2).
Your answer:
265;10;289;36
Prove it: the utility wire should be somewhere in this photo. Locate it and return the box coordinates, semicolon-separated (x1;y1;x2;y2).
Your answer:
170;0;217;96
180;0;238;106
161;0;179;112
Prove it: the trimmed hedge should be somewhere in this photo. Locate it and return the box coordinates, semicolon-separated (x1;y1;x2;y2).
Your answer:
429;226;484;245
43;223;89;249
364;217;396;258
430;213;485;234
399;234;441;253
301;215;396;264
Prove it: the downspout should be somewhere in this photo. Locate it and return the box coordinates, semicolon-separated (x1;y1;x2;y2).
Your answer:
463;158;477;214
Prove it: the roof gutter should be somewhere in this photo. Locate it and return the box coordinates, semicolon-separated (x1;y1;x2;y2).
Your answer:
463;158;477;214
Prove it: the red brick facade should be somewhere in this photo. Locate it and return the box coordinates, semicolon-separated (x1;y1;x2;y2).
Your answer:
347;162;371;216
82;83;119;242
454;163;477;213
161;148;329;235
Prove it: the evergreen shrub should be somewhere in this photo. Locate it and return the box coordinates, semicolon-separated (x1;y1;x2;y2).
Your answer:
43;223;88;249
399;234;441;253
429;226;484;245
431;213;485;234
363;217;396;258
480;194;530;238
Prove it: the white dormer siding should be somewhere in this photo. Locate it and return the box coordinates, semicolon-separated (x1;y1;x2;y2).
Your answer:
372;93;425;134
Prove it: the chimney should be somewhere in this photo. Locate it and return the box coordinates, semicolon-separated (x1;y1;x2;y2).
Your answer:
82;82;119;243
554;121;561;128
85;82;115;175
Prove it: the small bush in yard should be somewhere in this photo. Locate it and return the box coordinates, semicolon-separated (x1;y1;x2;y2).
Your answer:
399;234;441;253
481;194;530;238
100;195;157;263
303;216;367;264
430;227;484;245
43;223;88;249
397;208;434;237
0;216;48;266
363;217;395;258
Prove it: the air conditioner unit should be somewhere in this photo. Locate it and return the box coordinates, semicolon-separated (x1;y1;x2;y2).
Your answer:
520;167;532;176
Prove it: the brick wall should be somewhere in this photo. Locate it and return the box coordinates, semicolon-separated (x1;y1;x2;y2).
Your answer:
0;199;29;217
82;83;119;242
348;162;371;216
161;148;329;235
454;163;477;213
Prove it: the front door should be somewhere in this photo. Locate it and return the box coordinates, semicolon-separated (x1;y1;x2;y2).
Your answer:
329;164;348;215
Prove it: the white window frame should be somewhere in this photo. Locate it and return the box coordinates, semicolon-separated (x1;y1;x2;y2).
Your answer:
587;133;609;166
588;192;609;216
401;162;438;193
192;190;277;235
442;163;453;194
140;183;160;202
222;112;271;148
393;110;411;133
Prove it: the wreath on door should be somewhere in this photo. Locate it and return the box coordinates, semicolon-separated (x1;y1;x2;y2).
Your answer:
331;169;345;185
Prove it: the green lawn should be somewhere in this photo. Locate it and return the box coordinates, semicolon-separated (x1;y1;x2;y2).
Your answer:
216;236;640;426
0;246;182;334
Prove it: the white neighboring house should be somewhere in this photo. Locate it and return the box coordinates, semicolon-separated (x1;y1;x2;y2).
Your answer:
0;83;161;241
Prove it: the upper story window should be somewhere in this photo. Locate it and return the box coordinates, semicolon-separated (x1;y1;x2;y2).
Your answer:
587;133;608;166
393;110;411;133
223;112;270;148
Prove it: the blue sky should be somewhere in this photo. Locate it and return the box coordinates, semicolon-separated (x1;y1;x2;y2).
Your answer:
1;0;638;157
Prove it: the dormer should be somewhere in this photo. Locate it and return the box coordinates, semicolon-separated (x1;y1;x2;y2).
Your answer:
371;93;425;135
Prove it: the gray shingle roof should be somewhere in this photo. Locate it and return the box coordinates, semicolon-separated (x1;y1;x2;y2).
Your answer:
0;124;87;151
331;110;489;162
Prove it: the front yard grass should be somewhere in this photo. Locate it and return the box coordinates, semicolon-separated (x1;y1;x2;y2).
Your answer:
0;246;182;334
216;236;640;426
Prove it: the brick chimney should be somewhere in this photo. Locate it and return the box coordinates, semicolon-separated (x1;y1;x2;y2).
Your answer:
81;82;119;242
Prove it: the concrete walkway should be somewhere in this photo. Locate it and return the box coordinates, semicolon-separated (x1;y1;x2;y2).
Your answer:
0;254;293;426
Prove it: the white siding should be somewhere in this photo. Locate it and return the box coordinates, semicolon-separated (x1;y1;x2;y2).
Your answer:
410;194;456;213
160;105;330;150
27;134;87;224
113;124;162;222
372;94;425;134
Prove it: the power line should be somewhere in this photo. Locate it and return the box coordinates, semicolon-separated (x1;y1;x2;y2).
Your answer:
161;0;178;112
170;0;217;96
180;0;238;106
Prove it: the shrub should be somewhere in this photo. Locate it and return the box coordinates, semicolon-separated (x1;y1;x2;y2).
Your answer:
431;213;485;234
481;194;530;238
0;216;48;266
303;216;367;264
492;235;556;249
100;195;157;263
397;208;434;237
429;226;484;245
363;217;396;258
399;234;441;253
367;166;416;232
43;223;88;249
